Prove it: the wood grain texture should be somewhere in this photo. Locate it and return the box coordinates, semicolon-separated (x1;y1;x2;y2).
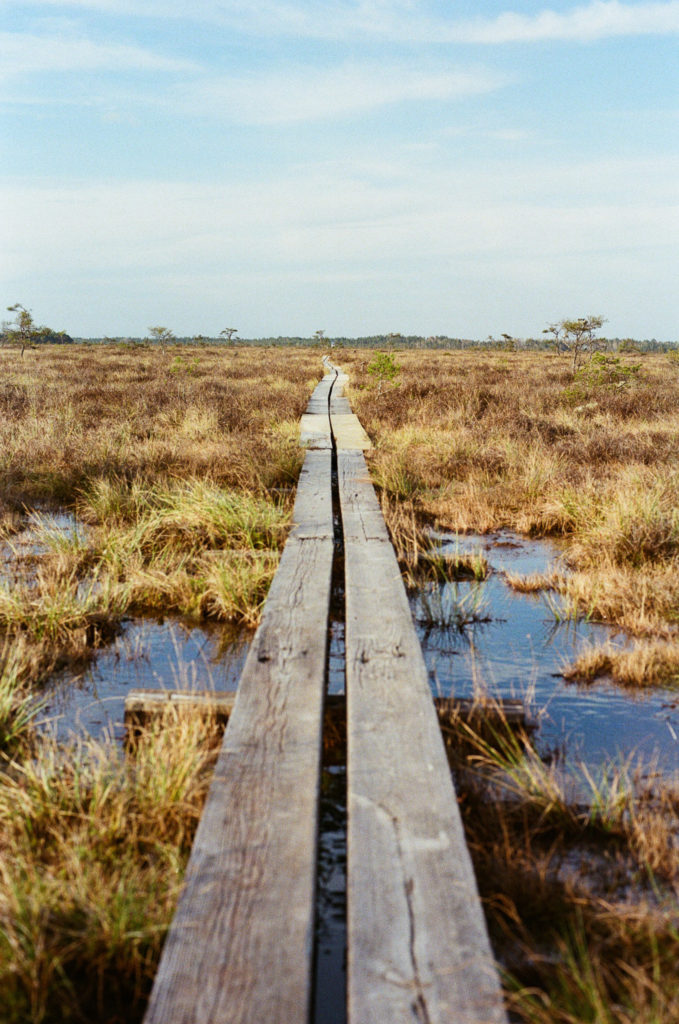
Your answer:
299;412;332;449
340;449;508;1024
291;448;334;540
305;372;335;414
330;413;372;451
143;450;334;1024
329;370;352;415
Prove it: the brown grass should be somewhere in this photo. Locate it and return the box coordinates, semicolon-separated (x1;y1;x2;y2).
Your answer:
0;345;322;683
0;344;320;507
446;701;679;1024
563;640;679;688
0;344;323;1021
0;707;223;1024
339;349;679;638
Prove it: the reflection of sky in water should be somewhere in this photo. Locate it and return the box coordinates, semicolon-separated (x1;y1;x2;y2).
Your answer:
415;532;679;775
1;511;84;582
41;618;251;745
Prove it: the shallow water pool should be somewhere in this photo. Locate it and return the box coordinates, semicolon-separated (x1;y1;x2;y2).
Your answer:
41;617;251;744
414;531;679;775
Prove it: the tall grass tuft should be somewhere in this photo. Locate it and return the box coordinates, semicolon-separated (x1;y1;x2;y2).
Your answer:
446;699;679;1024
0;708;222;1024
563;640;679;689
415;580;490;629
0;639;43;757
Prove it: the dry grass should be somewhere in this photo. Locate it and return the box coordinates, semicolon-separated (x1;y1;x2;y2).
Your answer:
0;344;319;506
563;640;679;689
0;708;223;1024
0;344;322;1020
445;701;679;1024
339;349;679;639
0;345;321;683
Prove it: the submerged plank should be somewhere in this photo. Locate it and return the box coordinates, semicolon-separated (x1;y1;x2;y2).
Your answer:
143;449;334;1024
125;690;530;751
340;449;508;1024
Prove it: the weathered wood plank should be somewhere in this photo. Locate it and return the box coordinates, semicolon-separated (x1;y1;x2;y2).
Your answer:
305;371;335;414
338;449;391;543
143;449;334;1024
340;449;508;1024
329;370;351;415
331;413;372;450
291;448;334;540
299;412;332;449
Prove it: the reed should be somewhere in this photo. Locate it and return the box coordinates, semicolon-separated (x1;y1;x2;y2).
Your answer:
563;640;679;689
346;349;679;639
0;708;222;1024
448;699;679;1024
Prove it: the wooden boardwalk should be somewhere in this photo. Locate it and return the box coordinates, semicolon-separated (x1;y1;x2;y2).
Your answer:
142;366;508;1024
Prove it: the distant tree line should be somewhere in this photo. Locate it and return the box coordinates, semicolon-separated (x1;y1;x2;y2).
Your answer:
87;333;675;353
3;304;676;353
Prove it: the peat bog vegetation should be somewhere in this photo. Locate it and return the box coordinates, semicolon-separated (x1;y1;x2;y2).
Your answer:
0;343;678;1022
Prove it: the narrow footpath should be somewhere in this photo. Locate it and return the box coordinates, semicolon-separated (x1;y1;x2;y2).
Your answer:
142;364;508;1024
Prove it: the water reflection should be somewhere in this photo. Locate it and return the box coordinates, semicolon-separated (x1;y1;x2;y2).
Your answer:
41;617;251;744
415;531;679;775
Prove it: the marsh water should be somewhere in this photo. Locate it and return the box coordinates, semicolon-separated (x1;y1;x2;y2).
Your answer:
9;516;679;1024
314;529;679;1024
415;530;679;775
41;617;250;744
22;516;677;774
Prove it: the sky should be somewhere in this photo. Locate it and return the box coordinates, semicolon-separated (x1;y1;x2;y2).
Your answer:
1;1;678;340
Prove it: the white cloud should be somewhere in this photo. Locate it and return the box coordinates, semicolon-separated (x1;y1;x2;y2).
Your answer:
176;62;508;124
3;1;679;44
452;1;679;44
2;166;676;336
0;30;196;80
240;0;679;43
3;155;676;277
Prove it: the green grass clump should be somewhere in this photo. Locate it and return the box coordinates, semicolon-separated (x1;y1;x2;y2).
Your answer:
0;640;43;758
0;709;222;1024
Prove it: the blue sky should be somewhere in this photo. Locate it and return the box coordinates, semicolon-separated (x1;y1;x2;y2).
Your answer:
1;1;678;339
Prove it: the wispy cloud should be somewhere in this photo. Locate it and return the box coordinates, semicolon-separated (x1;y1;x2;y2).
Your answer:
451;1;679;44
176;62;508;125
0;30;196;80
245;0;679;44
7;0;679;44
3;156;676;335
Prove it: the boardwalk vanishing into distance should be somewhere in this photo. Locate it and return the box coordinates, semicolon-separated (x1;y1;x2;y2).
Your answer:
141;364;508;1024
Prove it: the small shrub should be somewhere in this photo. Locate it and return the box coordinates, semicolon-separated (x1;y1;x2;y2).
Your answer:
367;351;400;387
564;353;641;404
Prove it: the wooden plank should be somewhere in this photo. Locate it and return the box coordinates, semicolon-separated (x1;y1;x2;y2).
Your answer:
340;449;508;1024
124;690;237;737
299;412;332;449
331;413;372;451
125;689;530;752
305;372;335;414
291;448;334;540
329;370;352;415
143;449;334;1024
